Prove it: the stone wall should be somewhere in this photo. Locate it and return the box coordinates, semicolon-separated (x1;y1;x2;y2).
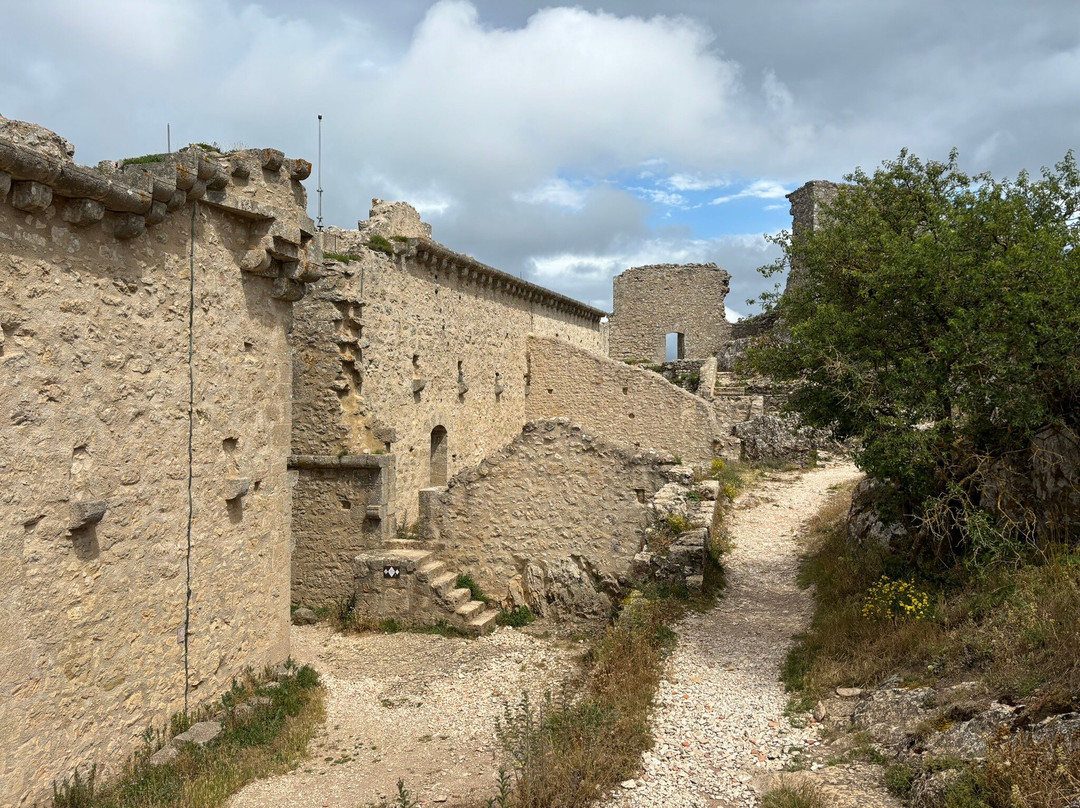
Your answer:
289;454;394;608
609;263;732;363
291;210;607;527
526;336;739;462
423;419;673;619
785;180;840;291
0;118;317;805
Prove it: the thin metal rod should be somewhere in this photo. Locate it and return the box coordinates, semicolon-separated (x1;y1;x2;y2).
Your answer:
167;123;171;154
317;114;323;230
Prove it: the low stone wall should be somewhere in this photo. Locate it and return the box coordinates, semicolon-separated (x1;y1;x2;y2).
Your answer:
289;454;393;608
422;419;674;619
526;336;738;462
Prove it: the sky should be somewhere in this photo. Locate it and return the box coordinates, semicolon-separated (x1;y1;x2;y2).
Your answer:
2;1;1078;317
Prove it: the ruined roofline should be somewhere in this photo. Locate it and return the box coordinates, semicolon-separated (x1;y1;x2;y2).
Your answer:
0;121;322;299
615;262;731;280
407;237;608;323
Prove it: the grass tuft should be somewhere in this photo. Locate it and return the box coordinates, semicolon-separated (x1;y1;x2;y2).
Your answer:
760;782;827;808
456;573;490;604
496;606;536;627
51;664;324;808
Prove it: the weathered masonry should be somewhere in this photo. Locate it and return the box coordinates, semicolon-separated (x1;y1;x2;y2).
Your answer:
0;115;321;806
609;262;732;363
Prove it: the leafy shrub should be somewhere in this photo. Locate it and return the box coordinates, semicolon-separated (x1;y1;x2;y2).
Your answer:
456;573;490;604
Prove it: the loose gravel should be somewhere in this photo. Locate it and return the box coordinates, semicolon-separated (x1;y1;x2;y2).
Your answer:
600;461;863;808
228;625;581;808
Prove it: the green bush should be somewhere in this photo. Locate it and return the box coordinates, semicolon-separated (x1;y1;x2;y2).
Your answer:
496;606;536;627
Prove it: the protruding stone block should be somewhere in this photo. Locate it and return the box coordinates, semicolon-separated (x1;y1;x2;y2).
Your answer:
173;721;222;747
271;277;304;302
411;378;427;393
145;200;167;225
112;213;146;240
230;159;251;180
185;179;207;201
62;198;106;227
261;149;284;172
269;236;299;262
287;158;312;181
240;249;273;275
69;500;107;530
366;504;387;521
166;188;187;211
282;259;323;283
0;170;10;199
224;477;250;501
11;180;52;213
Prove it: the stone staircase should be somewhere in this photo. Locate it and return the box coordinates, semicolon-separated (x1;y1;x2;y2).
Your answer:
712;371;747;398
355;540;499;636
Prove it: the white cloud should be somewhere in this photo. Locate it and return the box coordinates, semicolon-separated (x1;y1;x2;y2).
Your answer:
711;179;791;205
512;179;588;211
665;173;730;191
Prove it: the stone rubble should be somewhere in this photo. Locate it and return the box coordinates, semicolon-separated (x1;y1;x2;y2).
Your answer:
601;462;863;808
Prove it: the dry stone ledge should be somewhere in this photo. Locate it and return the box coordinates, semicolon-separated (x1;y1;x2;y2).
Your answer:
173;721;222;748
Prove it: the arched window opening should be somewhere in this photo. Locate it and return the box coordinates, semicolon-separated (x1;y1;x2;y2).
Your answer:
430;426;448;486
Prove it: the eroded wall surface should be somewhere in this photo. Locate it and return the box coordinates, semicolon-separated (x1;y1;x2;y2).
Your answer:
526;336;737;462
291;210;607;528
0;120;316;805
425;419;672;616
609;263;732;363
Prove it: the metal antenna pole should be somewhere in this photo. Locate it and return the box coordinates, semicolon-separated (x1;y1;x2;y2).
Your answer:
317;114;324;231
167;123;171;154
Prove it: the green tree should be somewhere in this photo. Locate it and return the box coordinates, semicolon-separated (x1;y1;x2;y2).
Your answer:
749;150;1080;553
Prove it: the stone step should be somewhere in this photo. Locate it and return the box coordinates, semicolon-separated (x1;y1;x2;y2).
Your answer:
446;587;472;608
467;609;498;636
455;599;485;620
416;560;445;582
714;386;747;396
429;571;458;597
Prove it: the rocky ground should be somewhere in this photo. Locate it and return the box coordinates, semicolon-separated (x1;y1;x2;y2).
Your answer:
232;460;908;808
599;460;902;808
227;625;582;808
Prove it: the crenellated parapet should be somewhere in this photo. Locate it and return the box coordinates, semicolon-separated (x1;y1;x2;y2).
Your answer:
0;116;322;301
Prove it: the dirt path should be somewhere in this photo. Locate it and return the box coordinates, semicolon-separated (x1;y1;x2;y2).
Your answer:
600;460;891;808
228;626;579;808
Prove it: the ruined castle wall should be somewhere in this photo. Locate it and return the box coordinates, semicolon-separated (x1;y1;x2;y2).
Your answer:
526;336;736;462
0;124;315;805
425;419;671;608
609;263;732;363
291;225;606;533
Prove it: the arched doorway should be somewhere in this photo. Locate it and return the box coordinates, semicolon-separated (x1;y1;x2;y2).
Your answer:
430;425;448;486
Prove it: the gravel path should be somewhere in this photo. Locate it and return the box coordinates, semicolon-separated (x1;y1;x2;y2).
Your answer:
228;626;580;808
601;461;863;808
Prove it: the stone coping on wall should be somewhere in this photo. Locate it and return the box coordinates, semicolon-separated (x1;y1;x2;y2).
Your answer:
0;117;321;301
404;238;607;323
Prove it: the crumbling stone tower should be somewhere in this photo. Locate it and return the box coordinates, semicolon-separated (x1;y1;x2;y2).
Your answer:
609;263;732;364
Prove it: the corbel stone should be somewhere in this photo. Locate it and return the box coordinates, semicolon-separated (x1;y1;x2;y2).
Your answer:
411;378;427;393
261;149;284;172
283;259;323;283
166;189;187;211
112;213;146;240
145;200;167;226
239;249;274;275
195;151;217;181
365;504;387;521
62;198;106;227
11;180;52;213
69;500;107;531
206;167;229;191
186;179;207;201
286;158;312;181
223;477;250;501
269;236;299;262
229;159;250;180
271;277;305;302
0;170;11;199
